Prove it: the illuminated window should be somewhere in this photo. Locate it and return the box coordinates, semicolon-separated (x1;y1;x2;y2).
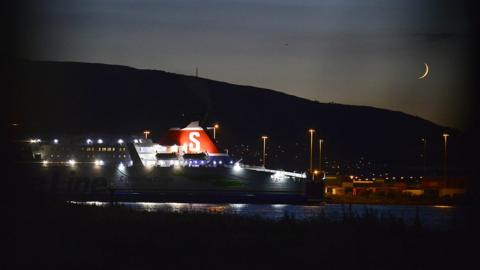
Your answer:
112;147;115;151
107;148;112;152
98;148;101;151
102;147;107;151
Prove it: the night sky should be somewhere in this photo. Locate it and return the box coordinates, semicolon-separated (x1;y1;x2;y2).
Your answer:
16;0;474;129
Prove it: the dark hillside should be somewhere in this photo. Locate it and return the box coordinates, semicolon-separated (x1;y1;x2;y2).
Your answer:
9;60;464;173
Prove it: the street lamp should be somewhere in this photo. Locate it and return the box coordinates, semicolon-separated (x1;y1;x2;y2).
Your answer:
319;139;324;176
261;136;268;168
143;130;151;139
308;129;315;173
443;133;449;185
207;124;220;140
421;138;427;177
213;124;219;140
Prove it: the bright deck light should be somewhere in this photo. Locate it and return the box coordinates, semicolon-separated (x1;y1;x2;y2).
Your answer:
118;162;125;170
233;162;242;171
117;139;124;144
95;160;104;166
97;139;103;144
53;139;59;144
86;139;93;144
68;159;76;166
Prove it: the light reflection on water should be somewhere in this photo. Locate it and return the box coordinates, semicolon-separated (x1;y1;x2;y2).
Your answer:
68;201;466;231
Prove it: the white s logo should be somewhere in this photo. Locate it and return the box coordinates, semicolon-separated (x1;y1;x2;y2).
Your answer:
189;132;201;152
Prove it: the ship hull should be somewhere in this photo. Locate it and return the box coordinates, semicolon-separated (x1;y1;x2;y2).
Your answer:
18;164;307;204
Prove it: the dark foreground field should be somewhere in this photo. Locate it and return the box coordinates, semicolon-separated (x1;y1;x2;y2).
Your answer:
14;199;476;270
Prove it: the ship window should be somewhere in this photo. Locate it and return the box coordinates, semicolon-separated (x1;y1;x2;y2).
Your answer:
112;147;115;151
123;155;127;158
98;148;101;151
102;147;107;151
107;147;112;151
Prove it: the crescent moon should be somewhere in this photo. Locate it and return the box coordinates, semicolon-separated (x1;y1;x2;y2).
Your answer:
418;63;429;79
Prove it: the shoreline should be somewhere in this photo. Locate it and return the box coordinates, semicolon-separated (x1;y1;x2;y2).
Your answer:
326;195;463;206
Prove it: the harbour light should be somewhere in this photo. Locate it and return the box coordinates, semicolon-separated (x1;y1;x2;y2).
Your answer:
53;139;59;144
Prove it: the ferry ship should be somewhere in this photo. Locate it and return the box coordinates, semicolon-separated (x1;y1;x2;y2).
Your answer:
29;121;234;168
24;121;316;203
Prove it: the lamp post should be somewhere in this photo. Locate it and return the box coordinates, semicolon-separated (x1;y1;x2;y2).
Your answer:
443;133;449;185
143;130;150;139
213;124;219;140
319;139;324;177
207;124;220;141
421;138;427;177
261;136;268;168
308;129;315;173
